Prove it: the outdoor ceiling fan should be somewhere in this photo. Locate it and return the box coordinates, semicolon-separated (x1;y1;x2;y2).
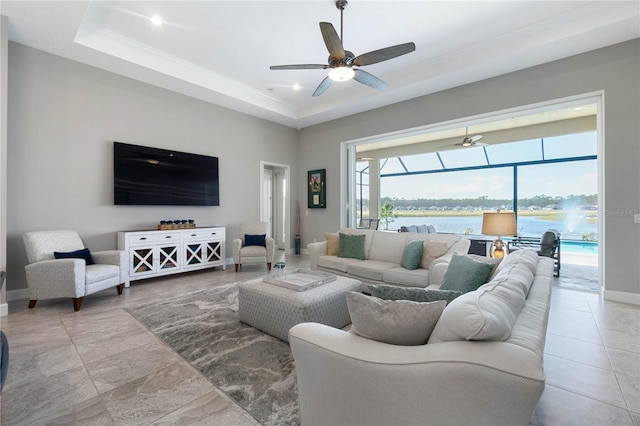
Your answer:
455;127;485;147
270;0;416;96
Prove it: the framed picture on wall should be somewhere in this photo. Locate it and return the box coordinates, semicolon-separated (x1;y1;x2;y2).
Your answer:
308;169;326;208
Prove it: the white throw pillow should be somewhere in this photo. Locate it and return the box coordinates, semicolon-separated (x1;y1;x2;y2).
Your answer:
346;292;446;346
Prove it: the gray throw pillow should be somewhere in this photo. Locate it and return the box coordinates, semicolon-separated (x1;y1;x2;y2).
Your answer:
400;240;424;270
338;232;366;260
346;291;446;346
369;284;463;304
439;253;495;293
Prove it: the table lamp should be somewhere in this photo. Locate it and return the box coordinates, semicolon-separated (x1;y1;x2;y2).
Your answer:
482;211;517;258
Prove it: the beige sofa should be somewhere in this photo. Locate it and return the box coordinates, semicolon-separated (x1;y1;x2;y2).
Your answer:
290;249;553;426
308;228;470;288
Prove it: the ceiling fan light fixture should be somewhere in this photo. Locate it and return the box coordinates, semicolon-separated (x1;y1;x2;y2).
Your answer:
329;67;355;82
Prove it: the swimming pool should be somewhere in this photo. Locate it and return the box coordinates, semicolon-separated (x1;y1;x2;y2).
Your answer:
561;240;598;254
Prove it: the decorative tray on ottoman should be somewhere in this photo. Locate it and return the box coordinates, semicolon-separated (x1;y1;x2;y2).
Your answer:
263;269;336;292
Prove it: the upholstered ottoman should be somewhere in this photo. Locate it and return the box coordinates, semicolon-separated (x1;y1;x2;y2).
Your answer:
238;275;362;342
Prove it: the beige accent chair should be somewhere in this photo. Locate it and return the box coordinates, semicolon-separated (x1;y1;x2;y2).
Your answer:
23;230;127;311
232;222;275;272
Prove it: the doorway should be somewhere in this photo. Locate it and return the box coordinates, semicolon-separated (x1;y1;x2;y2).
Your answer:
260;162;290;252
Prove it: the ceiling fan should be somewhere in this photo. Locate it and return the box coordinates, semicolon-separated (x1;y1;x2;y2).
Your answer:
270;0;416;97
455;127;485;147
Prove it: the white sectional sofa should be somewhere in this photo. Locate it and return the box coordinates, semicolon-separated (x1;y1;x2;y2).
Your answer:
308;228;470;288
290;249;554;426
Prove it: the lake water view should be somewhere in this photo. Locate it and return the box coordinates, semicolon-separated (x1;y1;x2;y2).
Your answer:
385;213;598;254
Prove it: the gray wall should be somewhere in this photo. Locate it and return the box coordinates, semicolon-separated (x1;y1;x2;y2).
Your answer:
6;43;298;292
297;39;640;297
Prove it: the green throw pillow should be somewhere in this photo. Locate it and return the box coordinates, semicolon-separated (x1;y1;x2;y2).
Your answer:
439;253;495;293
400;240;424;270
369;284;463;304
338;233;366;260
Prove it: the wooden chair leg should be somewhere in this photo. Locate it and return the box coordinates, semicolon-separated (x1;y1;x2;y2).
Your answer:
72;297;83;312
267;262;272;271
235;264;240;272
116;283;125;295
28;300;37;309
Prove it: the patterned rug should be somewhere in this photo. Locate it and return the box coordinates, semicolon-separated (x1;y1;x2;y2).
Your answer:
126;282;299;426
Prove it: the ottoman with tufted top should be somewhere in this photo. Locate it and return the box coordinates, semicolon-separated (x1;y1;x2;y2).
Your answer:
238;275;362;342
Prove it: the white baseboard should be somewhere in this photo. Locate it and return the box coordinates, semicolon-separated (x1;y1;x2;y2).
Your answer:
604;289;640;305
0;303;7;317
6;288;28;303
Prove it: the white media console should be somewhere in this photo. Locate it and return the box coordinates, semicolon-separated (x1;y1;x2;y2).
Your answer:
117;226;226;286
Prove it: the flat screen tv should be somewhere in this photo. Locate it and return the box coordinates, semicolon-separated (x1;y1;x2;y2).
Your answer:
114;142;219;206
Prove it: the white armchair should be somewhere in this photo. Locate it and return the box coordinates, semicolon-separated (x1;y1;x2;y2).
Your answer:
23;230;127;311
232;222;275;272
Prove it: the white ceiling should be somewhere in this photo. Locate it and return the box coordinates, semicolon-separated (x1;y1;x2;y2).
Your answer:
2;1;639;129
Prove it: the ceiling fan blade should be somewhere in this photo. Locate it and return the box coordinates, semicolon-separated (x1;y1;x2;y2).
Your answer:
320;22;345;59
353;42;416;66
270;64;328;70
312;76;333;97
469;134;483;142
353;69;388;90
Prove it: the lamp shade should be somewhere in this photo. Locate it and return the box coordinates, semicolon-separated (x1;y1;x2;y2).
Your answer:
482;212;517;236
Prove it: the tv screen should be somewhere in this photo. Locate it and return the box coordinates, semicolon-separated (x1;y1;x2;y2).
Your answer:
114;142;219;206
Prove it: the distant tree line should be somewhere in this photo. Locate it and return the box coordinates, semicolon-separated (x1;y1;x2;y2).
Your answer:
362;194;598;210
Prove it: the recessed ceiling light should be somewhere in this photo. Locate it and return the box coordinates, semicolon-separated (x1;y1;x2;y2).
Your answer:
292;84;301;91
150;16;163;26
573;106;584;111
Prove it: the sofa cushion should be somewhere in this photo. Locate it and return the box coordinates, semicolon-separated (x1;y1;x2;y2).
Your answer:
494;248;539;276
416;225;428;233
347;291;446;346
439;253;495;293
339;233;366;260
428;267;531;343
347;260;397;281
427;225;436;233
368;231;407;264
382;266;430;287
324;232;340;256
369;284;463;304
421;241;449;269
381;267;429;287
318;255;362;273
401;240;424;270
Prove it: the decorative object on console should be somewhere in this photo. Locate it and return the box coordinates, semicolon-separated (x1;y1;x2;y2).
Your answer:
481;211;517;258
307;169;326;208
157;219;196;230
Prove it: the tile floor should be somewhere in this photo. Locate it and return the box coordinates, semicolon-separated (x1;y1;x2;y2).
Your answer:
1;253;638;425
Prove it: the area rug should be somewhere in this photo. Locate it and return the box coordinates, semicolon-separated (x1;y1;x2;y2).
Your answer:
125;282;299;426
